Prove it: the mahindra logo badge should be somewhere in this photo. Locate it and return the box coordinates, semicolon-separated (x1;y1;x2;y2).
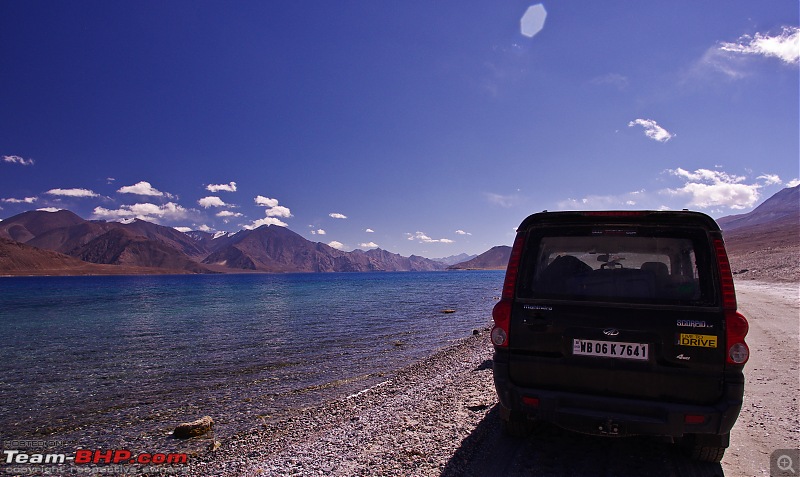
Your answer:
603;328;620;336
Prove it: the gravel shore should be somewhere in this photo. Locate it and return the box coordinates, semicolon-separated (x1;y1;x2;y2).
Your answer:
186;328;496;477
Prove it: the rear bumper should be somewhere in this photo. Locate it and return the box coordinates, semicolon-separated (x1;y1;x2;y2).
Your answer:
493;357;744;440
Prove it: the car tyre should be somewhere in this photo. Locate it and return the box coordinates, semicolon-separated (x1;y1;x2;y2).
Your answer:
503;410;533;438
684;433;728;463
689;444;726;463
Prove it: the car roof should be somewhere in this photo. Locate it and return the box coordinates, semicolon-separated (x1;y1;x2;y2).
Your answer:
517;210;721;232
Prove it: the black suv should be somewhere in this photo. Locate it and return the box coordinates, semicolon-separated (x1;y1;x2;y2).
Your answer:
491;210;749;462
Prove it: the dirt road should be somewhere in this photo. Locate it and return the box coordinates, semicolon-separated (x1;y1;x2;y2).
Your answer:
724;281;799;476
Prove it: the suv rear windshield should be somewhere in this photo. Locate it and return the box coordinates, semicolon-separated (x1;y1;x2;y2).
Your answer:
517;226;715;305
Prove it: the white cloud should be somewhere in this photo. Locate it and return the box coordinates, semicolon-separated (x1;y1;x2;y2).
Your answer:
663;168;763;210
455;230;472;235
719;26;800;65
118;181;167;197
130;202;187;219
252;196;292;223
266;205;292;218
365;228;374;233
485;192;520;208
695;47;749;79
254;196;279;207
92;202;189;222
670;168;744;184
695;26;800;80
557;189;648;210
589;73;629;91
628;119;675;142
359;242;379;249
206;181;237;193
36;207;62;212
787;178;800;188
198;196;227;208
2;197;37;204
242;217;288;229
327;241;346;250
756;174;782;186
407;231;454;244
175;224;213;233
216;210;243;218
3;155;34;166
310;229;326;235
46;188;98;198
329;212;348;219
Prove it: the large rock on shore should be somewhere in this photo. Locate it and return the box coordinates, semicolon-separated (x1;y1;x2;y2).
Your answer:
173;416;214;439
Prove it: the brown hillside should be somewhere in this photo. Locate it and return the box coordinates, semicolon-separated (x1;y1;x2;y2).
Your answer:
720;185;799;283
73;228;210;273
203;225;445;273
26;221;115;254
120;219;208;258
724;218;799;283
0;238;187;276
449;246;511;270
0;210;86;242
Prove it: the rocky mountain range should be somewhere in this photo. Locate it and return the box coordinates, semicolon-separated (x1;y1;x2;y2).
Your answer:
717;184;798;231
429;253;478;266
1;185;797;277
0;210;445;275
0;237;175;276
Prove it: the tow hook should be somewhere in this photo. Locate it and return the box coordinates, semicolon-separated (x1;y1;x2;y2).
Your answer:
598;419;620;435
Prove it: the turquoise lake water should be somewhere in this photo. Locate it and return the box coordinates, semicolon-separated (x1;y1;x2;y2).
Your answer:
0;271;502;451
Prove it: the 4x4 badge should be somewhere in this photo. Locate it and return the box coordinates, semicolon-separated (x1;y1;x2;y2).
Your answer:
603;328;620;336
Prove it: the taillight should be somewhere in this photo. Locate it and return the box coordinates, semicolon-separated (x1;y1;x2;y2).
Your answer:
712;237;737;311
713;235;749;365
726;311;750;365
684;414;707;424
491;233;525;347
491;299;511;346
522;396;540;407
501;233;525;300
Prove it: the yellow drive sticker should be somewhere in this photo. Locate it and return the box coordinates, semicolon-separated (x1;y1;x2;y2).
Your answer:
677;334;718;348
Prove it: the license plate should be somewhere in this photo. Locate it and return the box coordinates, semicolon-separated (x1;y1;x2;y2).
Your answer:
573;339;649;361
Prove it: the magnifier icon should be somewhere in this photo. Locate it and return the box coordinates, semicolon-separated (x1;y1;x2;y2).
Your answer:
778;455;796;474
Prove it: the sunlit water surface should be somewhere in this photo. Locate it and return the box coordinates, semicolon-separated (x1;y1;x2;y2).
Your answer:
0;271;501;452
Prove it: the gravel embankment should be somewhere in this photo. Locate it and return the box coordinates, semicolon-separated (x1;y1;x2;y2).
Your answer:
177;280;797;477
186;329;497;477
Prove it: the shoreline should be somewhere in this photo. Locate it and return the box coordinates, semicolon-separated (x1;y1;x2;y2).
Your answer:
184;328;496;476
176;280;797;477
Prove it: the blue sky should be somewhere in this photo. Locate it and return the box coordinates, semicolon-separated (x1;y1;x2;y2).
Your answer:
1;1;798;257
